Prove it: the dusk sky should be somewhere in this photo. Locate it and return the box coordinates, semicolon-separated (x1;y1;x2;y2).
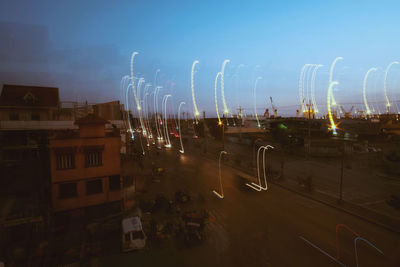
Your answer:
0;0;399;116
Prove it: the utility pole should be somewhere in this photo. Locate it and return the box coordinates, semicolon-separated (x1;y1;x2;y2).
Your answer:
338;141;345;203
237;106;243;141
222;114;225;151
307;99;311;159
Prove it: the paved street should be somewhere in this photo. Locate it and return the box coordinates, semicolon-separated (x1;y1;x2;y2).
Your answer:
99;140;400;267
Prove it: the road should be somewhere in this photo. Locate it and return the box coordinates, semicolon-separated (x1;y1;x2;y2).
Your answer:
101;141;400;267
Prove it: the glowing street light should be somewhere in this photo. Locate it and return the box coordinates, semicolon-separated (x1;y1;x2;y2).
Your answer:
130;52;141;110
299;64;311;112
178;102;186;153
327;81;339;134
163;94;172;148
329;57;343;107
124;84;134;139
363;68;377;115
246;145;274;191
220;59;230;115
311;64;323;113
383;61;399;113
214;72;222;125
253;77;263;128
191;60;200;119
154;86;163;140
212;150;228;199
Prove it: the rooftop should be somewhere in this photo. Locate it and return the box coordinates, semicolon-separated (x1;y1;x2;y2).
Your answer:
0;84;59;107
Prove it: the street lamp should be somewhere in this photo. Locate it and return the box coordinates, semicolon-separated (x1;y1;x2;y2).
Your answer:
178;102;186;153
212;150;228;199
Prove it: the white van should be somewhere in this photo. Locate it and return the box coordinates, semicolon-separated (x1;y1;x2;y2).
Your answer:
122;216;147;252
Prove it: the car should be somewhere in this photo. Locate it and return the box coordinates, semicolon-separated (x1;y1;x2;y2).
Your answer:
121;216;147;252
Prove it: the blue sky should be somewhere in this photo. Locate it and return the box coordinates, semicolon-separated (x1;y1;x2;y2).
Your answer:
0;0;399;116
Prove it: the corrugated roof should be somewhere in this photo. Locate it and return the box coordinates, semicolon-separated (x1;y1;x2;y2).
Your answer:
0;84;59;107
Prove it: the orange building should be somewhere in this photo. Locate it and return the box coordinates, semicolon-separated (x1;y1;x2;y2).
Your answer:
49;114;121;212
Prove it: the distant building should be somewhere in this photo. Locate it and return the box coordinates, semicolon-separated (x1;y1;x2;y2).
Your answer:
49;114;121;213
93;100;123;121
0;84;60;121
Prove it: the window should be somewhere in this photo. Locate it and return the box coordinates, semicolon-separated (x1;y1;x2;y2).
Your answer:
9;113;19;120
31;114;40;121
109;175;121;191
85;151;102;167
132;231;145;239
86;179;103;195
59;183;77;199
56;153;75;169
124;233;131;242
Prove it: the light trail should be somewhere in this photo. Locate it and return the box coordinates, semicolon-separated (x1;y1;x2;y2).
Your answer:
221;59;230;115
140;99;150;148
130;52;140;110
120;75;131;134
329;57;343;107
163;95;172;148
191;60;200;119
178;102;186;153
160;94;168;143
143;84;153;139
154;69;160;88
354;237;383;267
214;72;223;125
305;64;314;111
335;224;360;260
363;67;377;115
299;236;346;267
143;93;151;141
383;61;399;112
154;86;163;140
311;64;323;113
253;77;263;128
136;78;146;137
327;81;339;134
246;145;274;191
299;64;310;112
212;150;228;199
124;84;134;139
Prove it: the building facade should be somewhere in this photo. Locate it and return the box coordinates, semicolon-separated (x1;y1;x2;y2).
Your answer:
49;114;121;212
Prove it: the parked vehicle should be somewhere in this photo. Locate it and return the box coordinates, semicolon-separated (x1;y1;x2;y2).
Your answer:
121;216;146;252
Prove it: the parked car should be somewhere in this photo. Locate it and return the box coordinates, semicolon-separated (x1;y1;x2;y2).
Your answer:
121;216;146;252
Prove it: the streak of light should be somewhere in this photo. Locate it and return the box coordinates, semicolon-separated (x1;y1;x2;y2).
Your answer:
130;52;140;110
383;61;399;112
191;60;200;119
178;102;186;153
299;64;310;112
246;145;274;191
154;86;163;140
163;94;172;148
221;59;230;114
363;68;377;115
354;237;383;267
212;150;228;199
253;77;263;128
214;72;223;125
311;64;323;113
327;81;339;134
329;57;343;107
124;84;134;139
299;236;346;267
